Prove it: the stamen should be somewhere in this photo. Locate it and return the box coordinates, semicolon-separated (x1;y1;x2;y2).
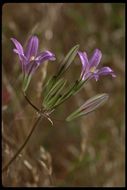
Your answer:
30;56;35;61
90;66;96;73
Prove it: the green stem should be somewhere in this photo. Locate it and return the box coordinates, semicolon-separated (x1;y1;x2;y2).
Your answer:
23;91;40;112
2;116;42;173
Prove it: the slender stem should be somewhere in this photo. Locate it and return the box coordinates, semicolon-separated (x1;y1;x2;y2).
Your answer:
2;116;42;173
22;91;40;112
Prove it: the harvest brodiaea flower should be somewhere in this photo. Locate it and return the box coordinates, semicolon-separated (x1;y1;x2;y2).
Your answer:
11;35;56;91
11;36;55;75
78;49;116;81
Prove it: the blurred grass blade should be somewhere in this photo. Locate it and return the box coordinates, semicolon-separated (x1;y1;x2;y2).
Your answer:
66;93;109;122
56;44;79;78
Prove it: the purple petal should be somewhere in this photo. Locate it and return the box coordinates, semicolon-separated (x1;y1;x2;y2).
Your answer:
25;51;55;76
11;38;24;55
13;49;28;73
78;51;89;71
25;36;39;60
92;74;99;81
89;49;102;69
94;67;116;79
36;51;56;64
13;49;27;62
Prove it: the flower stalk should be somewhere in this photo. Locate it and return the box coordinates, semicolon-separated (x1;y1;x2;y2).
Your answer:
23;91;40;112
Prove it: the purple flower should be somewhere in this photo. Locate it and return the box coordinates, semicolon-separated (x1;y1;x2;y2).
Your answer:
78;49;116;81
11;36;56;76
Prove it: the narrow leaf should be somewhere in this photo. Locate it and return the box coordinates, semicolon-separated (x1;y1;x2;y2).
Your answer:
44;80;67;109
56;44;79;78
66;93;109;122
52;81;77;109
43;78;66;104
43;76;57;97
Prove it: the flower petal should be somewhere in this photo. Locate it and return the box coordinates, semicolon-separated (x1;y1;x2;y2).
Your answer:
89;49;102;69
78;51;89;71
11;38;24;55
25;51;55;77
25;36;39;60
13;48;27;64
36;51;56;64
94;67;116;79
78;51;90;80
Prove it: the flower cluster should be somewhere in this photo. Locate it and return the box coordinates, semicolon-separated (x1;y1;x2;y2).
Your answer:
11;35;116;121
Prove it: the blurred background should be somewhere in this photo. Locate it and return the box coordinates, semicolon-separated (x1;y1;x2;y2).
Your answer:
2;3;125;187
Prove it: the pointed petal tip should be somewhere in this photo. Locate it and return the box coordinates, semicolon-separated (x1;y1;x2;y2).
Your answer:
50;56;56;61
97;66;116;78
45;51;56;60
10;37;24;55
89;48;102;69
36;50;56;63
112;73;116;77
10;37;18;44
29;35;38;39
10;37;18;43
78;51;89;72
78;50;88;57
94;48;102;56
10;37;17;41
94;48;102;57
95;48;101;52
